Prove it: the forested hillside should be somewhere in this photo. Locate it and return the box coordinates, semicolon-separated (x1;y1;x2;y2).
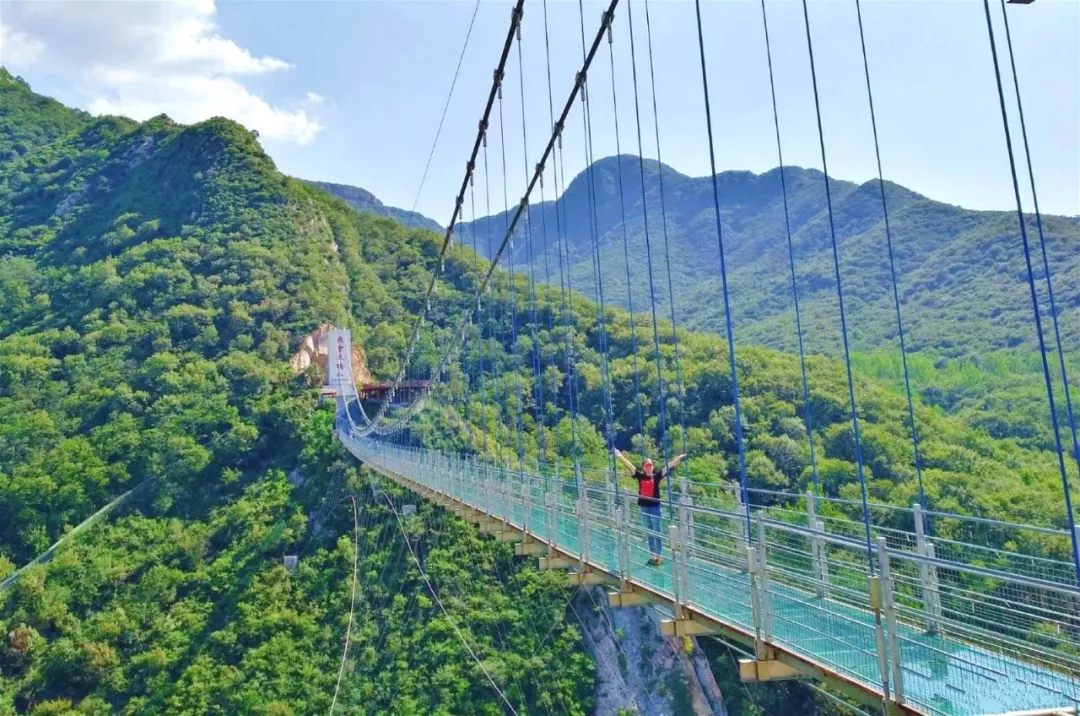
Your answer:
305;180;442;234
2;67;1077;715
0;69;593;715
459;154;1080;359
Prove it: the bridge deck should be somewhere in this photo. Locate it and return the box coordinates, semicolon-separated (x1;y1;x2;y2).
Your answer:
342;435;1080;716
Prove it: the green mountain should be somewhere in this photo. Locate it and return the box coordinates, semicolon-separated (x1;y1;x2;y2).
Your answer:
459;154;1080;359
2;69;1076;715
0;69;594;714
305;180;443;234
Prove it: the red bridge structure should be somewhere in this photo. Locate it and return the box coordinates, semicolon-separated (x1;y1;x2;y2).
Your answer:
359;380;430;403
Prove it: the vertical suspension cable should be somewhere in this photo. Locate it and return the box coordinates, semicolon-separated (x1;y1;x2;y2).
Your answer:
998;0;1080;483
606;21;647;448
517;22;548;468
625;0;672;515
981;0;1080;583
545;0;581;473
483;139;505;465
693;0;753;539
759;0;820;497
800;0;875;571
470;170;488;459
642;0;689;494
498;74;527;471
853;0;928;526
578;0;619;477
464;173;479;454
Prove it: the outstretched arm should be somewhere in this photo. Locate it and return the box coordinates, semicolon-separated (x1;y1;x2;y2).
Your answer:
664;453;688;473
613;449;637;474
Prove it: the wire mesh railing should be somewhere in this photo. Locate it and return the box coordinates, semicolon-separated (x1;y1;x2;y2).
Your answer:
341;434;1080;715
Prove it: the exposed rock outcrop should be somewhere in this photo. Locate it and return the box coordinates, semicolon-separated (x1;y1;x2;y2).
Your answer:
572;587;727;716
289;324;372;384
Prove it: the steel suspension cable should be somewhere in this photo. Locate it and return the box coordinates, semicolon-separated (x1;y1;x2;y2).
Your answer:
483;139;506;465
641;0;689;494
606;22;647;449
998;0;1080;483
367;1;619;454
543;0;581;472
328;495;359;716
407;0;482;224
853;0;928;524
578;0;620;476
693;0;753;539
759;0;820;497
381;490;520;715
516;25;548;467
981;0;1080;583
360;1;524;435
469;178;487;457
497;76;528;471
800;0;875;571
624;0;672;515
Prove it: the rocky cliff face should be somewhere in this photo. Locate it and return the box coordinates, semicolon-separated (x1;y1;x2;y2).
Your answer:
289;323;372;384
572;587;727;716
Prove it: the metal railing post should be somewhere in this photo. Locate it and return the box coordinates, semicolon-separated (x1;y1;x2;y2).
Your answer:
623;494;634;583
924;541;942;635
736;488;748;571
680;494;696;564
877;537;904;706
616;504;628;586
678;497;692;610
604;467;615;527
914;502;941;635
583;490;591;570
809;490;827;597
755;513;772;642
870;574;893;704
670;521;683;617
545;490;556;553
522;474;531;533
748;544;765;659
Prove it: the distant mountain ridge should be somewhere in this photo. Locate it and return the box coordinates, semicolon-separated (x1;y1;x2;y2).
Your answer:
305;180;443;234
457;154;1079;359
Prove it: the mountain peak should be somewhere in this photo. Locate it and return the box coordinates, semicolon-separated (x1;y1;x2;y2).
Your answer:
304;180;443;234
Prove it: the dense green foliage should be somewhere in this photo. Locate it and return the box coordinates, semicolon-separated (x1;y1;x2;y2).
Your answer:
2;67;1077;715
0;70;592;715
305;180;443;234
460;154;1080;360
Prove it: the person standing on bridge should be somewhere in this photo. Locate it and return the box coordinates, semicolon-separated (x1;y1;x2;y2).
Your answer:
613;449;687;566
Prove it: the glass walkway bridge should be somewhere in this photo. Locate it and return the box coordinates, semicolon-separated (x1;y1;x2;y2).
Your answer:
341;432;1080;716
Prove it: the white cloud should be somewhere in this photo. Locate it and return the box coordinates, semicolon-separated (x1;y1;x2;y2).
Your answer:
305;92;325;105
0;0;321;145
0;23;45;66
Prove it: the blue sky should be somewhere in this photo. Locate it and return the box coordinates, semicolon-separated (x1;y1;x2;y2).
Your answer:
2;0;1077;223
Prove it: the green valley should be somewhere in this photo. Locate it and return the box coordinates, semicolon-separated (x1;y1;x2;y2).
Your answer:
1;66;1077;716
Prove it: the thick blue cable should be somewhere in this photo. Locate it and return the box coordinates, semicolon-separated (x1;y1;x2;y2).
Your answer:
625;0;672;516
497;89;527;470
998;0;1080;486
541;0;580;474
516;33;547;467
693;0;753;540
642;0;689;492
469;178;488;458
483;140;506;465
800;0;875;572
606;30;647;445
578;0;618;474
853;0;928;527
981;0;1080;584
760;0;820;497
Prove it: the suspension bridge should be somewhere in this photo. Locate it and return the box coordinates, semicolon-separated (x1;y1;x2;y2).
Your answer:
330;0;1080;714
